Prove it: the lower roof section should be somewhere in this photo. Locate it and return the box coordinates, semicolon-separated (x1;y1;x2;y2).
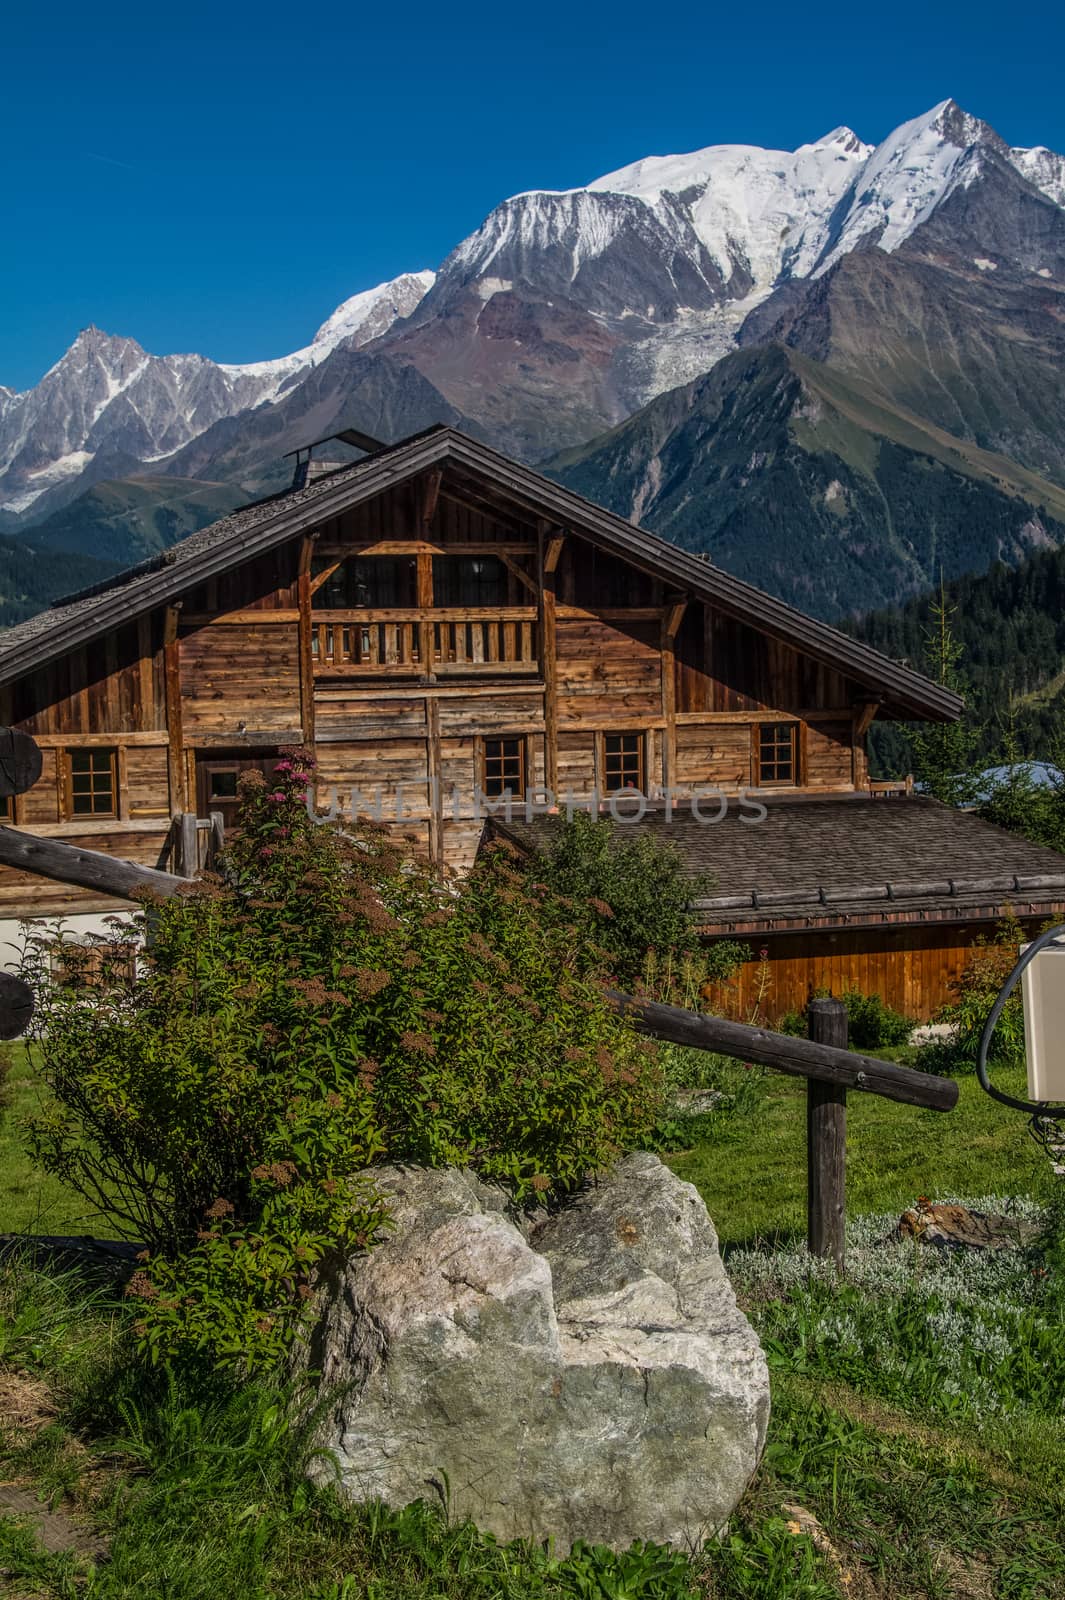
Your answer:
486;793;1065;933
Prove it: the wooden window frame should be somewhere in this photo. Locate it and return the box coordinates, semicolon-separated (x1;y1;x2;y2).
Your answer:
599;731;646;795
479;735;528;800
64;746;119;820
753;720;802;787
0;792;12;823
199;761;243;806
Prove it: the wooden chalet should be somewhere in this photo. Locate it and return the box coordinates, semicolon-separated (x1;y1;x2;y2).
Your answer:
0;422;1057;1017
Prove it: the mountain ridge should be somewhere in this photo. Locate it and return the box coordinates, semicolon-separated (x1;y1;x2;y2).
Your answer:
5;97;1065;630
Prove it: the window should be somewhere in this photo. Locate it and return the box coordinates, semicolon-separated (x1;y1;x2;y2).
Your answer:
481;737;526;799
757;722;798;785
68;748;117;818
432;555;508;607
313;555;416;609
0;793;11;823
203;765;240;803
602;733;645;794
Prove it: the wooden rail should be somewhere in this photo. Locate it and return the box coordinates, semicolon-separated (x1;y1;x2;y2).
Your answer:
609;987;957;1269
311;608;539;675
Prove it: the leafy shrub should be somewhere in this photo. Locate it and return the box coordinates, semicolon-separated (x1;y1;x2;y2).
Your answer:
23;752;660;1371
772;990;912;1050
923;916;1027;1075
836;989;913;1050
521;813;716;991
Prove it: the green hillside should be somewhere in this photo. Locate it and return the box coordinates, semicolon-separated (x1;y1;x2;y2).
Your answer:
24;475;246;566
0;535;120;629
547;344;1065;619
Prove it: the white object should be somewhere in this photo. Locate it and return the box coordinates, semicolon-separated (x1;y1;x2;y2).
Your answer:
1021;937;1065;1102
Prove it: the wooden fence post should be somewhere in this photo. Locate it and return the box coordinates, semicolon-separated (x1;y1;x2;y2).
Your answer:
806;998;848;1269
173;812;199;879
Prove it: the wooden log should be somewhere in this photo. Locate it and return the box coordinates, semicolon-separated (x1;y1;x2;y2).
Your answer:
297;536;316;745
173;812;199;879
607;991;957;1110
208;811;226;869
0;825;187;901
163;606;185;811
806;998;848;1268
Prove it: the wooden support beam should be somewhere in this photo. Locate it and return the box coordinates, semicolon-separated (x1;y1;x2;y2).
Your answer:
180;609;302;626
308;561;344;597
136;614;155;729
660;614;677;790
498;552;538;596
163;606;185;814
416;554;434;681
806;998;848;1268
0;824;187;901
116;745;130;822
426;696;442;868
419;467;443;531
297;536;316;747
608;991;958;1110
664;598;688;637
854;701;879;737
208;811;226;869
555;605;662;622
173;812;199;879
543;533;565;574
27;733;170;749
538;525;559;792
316;539;538;557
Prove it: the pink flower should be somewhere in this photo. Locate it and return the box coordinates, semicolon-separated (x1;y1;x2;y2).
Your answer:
269;791;286;803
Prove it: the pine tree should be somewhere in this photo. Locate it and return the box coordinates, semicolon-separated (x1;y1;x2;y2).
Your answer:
911;582;981;806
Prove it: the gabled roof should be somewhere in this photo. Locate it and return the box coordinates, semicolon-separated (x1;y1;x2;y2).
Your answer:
0;425;961;721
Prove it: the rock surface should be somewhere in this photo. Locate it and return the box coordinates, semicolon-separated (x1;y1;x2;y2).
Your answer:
302;1153;769;1551
897;1202;1041;1250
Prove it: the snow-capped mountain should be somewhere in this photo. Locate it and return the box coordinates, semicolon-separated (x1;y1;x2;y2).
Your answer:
0;271;433;521
369;100;1065;458
4;99;1065;526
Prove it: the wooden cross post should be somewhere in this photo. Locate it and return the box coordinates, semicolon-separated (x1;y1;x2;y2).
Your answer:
0;727;44;1041
806;997;848;1269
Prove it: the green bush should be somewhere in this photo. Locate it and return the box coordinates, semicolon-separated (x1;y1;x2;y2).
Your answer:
837;989;913;1050
23;752;660;1371
772;990;912;1050
521;812;716;992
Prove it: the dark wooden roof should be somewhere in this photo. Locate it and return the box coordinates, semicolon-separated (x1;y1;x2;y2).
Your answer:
0;424;961;721
488;795;1065;931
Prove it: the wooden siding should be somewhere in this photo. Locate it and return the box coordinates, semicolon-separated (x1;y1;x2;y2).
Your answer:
179;620;301;736
711;917;1053;1025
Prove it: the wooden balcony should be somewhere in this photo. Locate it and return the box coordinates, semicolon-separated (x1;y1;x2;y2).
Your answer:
311;608;539;677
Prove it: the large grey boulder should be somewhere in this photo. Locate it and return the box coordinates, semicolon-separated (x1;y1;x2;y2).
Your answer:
302;1153;769;1552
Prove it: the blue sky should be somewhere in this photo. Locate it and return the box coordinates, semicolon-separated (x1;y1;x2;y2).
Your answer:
3;0;1063;391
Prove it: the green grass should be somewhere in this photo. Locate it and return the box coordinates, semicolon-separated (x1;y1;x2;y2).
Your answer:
665;1064;1049;1248
3;1047;1064;1598
0;1045;97;1238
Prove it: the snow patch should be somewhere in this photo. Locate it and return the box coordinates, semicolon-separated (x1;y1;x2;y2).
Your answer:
973;257;997;271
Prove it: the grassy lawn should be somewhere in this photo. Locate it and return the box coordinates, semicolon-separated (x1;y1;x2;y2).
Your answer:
666;1064;1051;1248
2;1046;1063;1598
0;1045;96;1238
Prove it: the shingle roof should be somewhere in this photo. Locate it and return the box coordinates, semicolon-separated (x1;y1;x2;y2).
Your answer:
488;795;1065;929
0;425;961;721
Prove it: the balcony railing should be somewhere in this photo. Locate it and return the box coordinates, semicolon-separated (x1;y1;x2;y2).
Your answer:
311;609;539;676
